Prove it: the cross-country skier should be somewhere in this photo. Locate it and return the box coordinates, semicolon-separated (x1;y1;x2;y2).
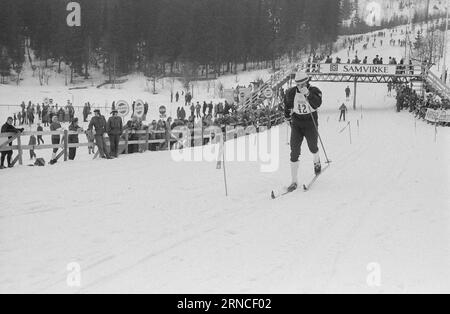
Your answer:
339;103;348;122
345;86;351;100
284;70;323;192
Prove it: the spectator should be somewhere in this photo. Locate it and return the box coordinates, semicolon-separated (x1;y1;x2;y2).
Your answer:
68;118;83;160
202;101;208;117
143;102;149;121
107;109;123;158
28;133;37;160
0;117;24;169
49;116;62;165
196;102;202;118
88;109;111;159
37;123;44;145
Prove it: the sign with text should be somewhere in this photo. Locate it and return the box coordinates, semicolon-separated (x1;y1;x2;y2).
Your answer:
263;87;274;99
116;100;130;118
321;63;398;76
425;109;450;123
134;100;145;118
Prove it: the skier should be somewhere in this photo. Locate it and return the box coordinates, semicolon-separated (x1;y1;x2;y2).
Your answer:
339;103;348;122
284;70;323;192
345;86;351;100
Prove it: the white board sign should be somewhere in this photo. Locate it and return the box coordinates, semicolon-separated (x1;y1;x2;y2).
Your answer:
320;63;398;76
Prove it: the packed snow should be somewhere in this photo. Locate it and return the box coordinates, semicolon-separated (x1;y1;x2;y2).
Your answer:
0;23;449;294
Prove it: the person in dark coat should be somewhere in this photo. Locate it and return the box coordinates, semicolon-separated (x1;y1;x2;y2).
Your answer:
345;86;351;100
49;116;62;165
58;107;65;122
88;109;110;159
208;102;213;116
284;70;323;192
68;118;83;160
175;91;179;102
179;107;186;121
143;102;149;121
202;101;208;117
1;117;24;169
339;103;348;122
28;134;37;160
106;110;123;158
37;123;44;145
83;104;90;122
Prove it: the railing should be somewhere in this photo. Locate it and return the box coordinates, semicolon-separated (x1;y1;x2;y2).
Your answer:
240;64;297;111
425;70;450;100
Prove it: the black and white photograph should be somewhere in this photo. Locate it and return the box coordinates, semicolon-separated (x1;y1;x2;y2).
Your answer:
0;0;449;298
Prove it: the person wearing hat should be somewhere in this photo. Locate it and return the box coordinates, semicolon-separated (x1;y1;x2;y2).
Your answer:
68;118;83;160
1;117;24;169
88;109;111;159
284;70;323;192
106;109;123;158
49;115;62;165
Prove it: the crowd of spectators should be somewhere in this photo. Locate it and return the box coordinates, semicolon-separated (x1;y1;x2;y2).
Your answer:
396;85;450;127
12;99;76;127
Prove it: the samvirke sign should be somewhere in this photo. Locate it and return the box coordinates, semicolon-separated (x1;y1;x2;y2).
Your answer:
320;64;398;76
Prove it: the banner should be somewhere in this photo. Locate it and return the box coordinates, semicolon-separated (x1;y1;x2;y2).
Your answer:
425;109;450;123
320;63;398;76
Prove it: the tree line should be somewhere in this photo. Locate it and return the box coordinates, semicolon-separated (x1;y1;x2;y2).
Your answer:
0;0;345;84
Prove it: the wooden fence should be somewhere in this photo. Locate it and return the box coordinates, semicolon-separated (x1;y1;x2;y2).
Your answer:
0;113;284;166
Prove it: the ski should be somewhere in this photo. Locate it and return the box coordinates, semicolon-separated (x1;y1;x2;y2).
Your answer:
303;164;331;192
271;188;294;200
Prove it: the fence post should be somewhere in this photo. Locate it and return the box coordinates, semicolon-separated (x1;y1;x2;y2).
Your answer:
145;128;149;152
64;130;68;161
125;129;129;154
17;134;23;165
348;121;352;145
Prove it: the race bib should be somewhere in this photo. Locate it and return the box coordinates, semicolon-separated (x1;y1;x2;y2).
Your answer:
293;92;316;115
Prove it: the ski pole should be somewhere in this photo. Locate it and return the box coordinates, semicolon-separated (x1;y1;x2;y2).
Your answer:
222;132;228;197
307;103;331;164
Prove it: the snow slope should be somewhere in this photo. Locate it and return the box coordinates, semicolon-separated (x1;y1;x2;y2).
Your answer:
1;22;449;294
1;78;449;294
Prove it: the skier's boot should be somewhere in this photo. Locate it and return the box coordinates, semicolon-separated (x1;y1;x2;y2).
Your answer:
314;162;322;175
313;152;321;175
0;165;5;170
288;161;300;192
287;182;298;193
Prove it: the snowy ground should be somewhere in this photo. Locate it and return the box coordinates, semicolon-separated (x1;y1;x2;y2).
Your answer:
1;22;450;294
1;79;449;293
